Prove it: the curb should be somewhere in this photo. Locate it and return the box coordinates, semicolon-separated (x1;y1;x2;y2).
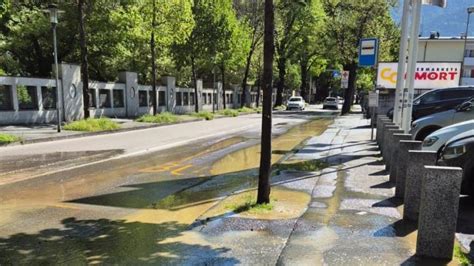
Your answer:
0;112;261;148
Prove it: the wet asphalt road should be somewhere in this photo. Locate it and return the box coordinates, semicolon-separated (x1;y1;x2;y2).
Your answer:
0;107;338;264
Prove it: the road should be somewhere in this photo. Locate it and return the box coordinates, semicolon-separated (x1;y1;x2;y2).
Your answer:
0;106;338;264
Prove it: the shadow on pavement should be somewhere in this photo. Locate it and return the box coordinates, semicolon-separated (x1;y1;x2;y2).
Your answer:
0;217;238;265
374;220;417;238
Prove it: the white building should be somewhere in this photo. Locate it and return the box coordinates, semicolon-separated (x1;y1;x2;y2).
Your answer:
418;36;474;86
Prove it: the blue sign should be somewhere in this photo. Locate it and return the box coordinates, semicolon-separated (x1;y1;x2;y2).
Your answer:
332;71;340;78
358;38;379;67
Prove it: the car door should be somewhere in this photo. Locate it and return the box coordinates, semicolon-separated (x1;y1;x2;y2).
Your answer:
414;90;442;119
452;99;474;124
440;90;473;113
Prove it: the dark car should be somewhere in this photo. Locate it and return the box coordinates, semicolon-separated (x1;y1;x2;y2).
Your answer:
387;87;474;120
438;130;474;195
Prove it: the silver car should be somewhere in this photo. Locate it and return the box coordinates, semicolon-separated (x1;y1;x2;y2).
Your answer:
410;98;474;141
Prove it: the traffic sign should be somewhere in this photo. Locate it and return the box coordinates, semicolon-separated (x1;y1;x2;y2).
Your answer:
341;70;349;89
368;91;379;107
359;38;379;67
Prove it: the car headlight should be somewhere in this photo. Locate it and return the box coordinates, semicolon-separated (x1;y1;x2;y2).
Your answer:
442;144;467;160
423;136;439;147
441;138;473;160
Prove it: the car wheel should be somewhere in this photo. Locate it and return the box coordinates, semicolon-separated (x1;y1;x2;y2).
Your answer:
415;127;441;141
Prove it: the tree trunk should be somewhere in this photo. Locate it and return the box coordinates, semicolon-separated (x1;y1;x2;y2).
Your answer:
191;57;199;113
341;63;358;115
150;0;157;115
241;44;256;108
78;0;90;119
274;56;286;107
300;59;308;101
221;62;226;109
257;0;274;205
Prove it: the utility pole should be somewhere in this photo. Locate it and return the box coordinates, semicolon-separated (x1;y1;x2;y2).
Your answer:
257;0;274;204
78;0;90;119
151;0;157;115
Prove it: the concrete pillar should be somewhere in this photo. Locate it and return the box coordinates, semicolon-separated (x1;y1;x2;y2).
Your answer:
119;71;139;117
403;150;438;222
161;76;176;113
216;82;223;110
416;166;463;260
196;79;203;111
389;133;412;183
385;128;404;171
376;116;389;145
381;123;397;158
395;140;422;198
59;64;83;122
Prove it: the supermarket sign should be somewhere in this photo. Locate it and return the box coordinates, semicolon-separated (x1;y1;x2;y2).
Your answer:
377;62;461;89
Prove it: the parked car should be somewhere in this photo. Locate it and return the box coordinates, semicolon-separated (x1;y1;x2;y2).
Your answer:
410;97;474;140
438;130;474;195
286;96;305;111
421;120;474;153
323;97;339;110
387;86;474;120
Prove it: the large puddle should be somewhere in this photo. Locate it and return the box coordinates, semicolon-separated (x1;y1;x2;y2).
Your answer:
210;118;332;175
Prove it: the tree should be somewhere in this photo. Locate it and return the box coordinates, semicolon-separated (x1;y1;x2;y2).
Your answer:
321;0;398;114
257;0;274;205
234;0;264;107
273;0;322;107
78;0;90;118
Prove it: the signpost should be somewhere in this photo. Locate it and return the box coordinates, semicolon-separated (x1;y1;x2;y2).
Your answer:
368;91;379;140
359;38;379;67
341;70;349;89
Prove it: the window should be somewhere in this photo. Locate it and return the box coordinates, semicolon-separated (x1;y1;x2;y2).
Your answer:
139;91;148;107
176;92;182;106
208;93;212;104
17;85;38;110
0;85;13;111
213;93;217;104
183;92;189;106
421;91;440;103
158;91;166;106
99;89;111;108
238;94;241;104
41;86;56;109
89;89;97;108
113;89;124;108
190;92;195;105
202;93;207;104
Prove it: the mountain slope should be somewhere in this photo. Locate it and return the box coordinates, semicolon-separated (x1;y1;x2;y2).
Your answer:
393;0;473;37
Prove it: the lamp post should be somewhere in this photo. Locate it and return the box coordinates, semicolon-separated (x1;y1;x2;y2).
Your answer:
461;7;474;86
46;4;62;132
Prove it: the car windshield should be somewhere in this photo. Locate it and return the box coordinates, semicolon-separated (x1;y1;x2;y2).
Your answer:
325;98;336;102
289;98;302;102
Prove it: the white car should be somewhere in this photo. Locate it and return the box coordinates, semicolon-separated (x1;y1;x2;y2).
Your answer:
422;120;474;153
286;97;305;111
323;97;339;110
410;98;474;141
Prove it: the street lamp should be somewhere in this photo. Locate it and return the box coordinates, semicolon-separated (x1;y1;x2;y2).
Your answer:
461;7;474;85
45;4;62;132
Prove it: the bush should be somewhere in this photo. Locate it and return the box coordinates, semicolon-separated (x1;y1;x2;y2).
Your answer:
237;107;254;113
0;134;21;145
274;105;287;111
191;111;214;120
136;112;179;124
64;118;120;132
218;109;239;117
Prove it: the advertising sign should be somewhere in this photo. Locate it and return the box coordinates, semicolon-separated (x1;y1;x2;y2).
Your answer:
368;92;379;107
359;38;379;67
377;62;461;89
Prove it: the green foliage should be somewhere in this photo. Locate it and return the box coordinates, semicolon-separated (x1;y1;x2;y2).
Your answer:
218;109;239;117
276;160;329;172
16;85;32;104
454;244;472;266
0;134;20;145
64;118;120;132
191;111;214;120
226;195;274;214
136;112;180;124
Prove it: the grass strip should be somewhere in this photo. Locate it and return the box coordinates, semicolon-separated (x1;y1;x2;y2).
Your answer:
64;118;120;132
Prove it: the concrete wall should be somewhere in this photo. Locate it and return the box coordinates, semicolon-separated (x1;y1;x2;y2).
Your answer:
0;65;268;125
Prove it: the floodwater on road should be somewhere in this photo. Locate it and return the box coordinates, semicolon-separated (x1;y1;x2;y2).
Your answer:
0;117;332;265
